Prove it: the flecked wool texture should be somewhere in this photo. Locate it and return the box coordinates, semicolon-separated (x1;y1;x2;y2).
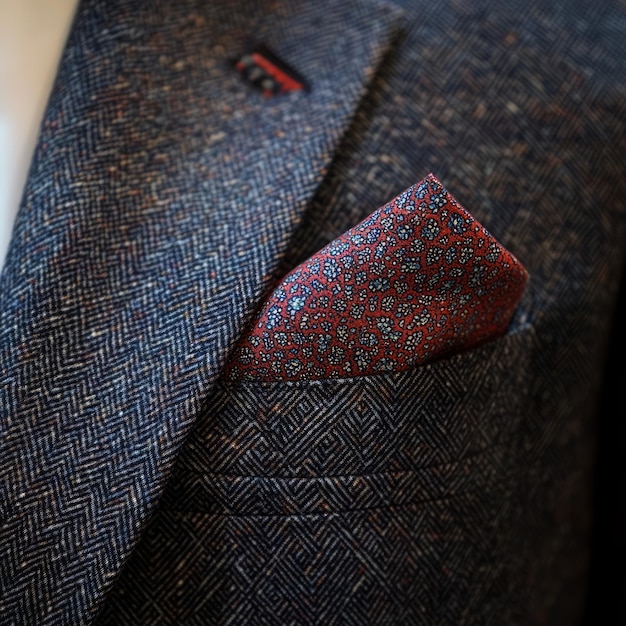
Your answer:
1;0;626;624
0;0;400;622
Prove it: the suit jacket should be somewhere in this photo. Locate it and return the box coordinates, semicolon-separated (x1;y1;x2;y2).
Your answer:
1;0;625;624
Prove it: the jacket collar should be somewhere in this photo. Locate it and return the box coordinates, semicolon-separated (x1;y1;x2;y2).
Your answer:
0;0;400;621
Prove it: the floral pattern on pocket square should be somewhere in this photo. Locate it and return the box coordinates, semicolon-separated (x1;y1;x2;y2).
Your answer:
225;173;528;381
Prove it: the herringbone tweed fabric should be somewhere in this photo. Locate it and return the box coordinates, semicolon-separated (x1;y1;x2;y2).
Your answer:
0;0;399;623
97;0;626;623
1;0;625;624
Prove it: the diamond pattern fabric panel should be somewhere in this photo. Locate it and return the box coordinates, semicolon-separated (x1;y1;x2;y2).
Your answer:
101;328;535;624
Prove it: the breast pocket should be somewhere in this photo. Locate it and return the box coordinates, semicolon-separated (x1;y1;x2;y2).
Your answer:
115;323;535;625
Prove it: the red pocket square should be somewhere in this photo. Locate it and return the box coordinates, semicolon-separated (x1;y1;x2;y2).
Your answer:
226;173;528;381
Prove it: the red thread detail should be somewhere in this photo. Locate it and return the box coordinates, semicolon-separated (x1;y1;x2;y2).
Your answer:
251;52;304;93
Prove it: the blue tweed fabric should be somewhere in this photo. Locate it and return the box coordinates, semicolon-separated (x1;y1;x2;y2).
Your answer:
0;0;399;621
1;0;626;624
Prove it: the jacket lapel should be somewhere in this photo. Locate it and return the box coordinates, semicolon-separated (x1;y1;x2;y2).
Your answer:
0;0;400;621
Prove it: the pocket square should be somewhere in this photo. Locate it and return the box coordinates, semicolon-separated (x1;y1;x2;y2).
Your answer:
226;173;528;381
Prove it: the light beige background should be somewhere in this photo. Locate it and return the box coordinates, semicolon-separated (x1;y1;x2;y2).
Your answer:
0;0;79;270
